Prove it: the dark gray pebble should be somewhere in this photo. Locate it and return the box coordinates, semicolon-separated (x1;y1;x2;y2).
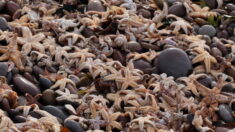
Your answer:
0;17;9;31
39;75;53;90
42;89;57;105
87;0;105;12
133;59;152;73
218;104;235;123
0;62;8;76
198;25;216;37
64;120;84;132
154;48;192;78
13;75;41;96
226;3;235;12
204;0;218;9
197;75;213;88
32;65;44;76
5;1;20;16
169;3;186;17
43;105;68;121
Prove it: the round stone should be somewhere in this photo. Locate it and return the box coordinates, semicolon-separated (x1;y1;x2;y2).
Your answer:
133;59;152;73
0;62;8;76
169;3;186;17
198;25;216;37
197;75;213;88
13;75;41;96
39;76;53;90
154;48;192;78
5;1;20;16
204;0;217;9
218;104;235;123
127;41;142;52
43;105;68;121
64;120;84;132
87;0;105;12
0;17;9;31
226;3;235;12
42;89;56;105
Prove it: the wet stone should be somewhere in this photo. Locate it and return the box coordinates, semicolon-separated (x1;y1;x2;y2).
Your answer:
0;17;9;31
5;1;20;16
204;0;218;9
39;76;53;90
43;105;68;121
13;75;41;96
64;120;84;132
218;104;235;123
0;62;8;76
42;89;57;105
87;0;105;12
133;59;152;73
169;3;186;17
198;25;216;37
154;48;192;78
197;75;213;88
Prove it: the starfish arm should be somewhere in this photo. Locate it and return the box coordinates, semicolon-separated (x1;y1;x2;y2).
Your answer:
192;54;204;64
32;42;45;53
0;54;9;61
22;43;32;55
31;33;45;42
22;27;32;39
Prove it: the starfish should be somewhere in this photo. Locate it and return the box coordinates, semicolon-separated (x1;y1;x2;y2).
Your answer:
55;88;81;103
58;33;85;45
130;115;156;132
167;14;192;34
99;109;122;131
17;26;45;55
192;47;217;73
189;4;217;19
8;15;38;28
127;50;158;62
68;47;95;63
0;35;24;71
50;77;76;91
25;93;42;107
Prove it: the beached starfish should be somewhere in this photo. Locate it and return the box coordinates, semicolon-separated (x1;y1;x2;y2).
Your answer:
192;47;217;73
8;15;38;28
99;109;122;131
55;88;81;103
130;115;156;132
0;35;24;70
68;48;95;63
50;77;75;91
189;4;217;18
167;14;192;34
17;26;45;55
58;33;85;45
25;93;42;107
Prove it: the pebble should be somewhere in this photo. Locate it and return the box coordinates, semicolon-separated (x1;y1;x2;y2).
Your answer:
13;75;41;96
197;75;213;88
211;9;228;15
14;115;26;123
0;0;5;11
43;105;68;121
167;0;178;6
217;30;229;39
87;0;105;12
225;67;235;80
229;11;235;16
221;83;234;93
112;49;126;66
215;127;230;132
204;0;218;9
0;62;8;76
39;75;53;90
0;17;9;31
81;28;95;38
138;8;151;19
211;47;222;57
32;65;44;76
154;48;192;78
5;1;20;16
218;104;235;123
64;120;84;132
42;89;57;105
127;41;142;52
226;3;235;12
169;3;186;17
133;59;152;73
198;25;216;37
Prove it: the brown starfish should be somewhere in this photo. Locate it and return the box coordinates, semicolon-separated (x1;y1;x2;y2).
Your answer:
0;35;24;71
25;93;42;107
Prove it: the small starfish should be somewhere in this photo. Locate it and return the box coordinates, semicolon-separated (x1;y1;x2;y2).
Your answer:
192;47;217;73
127;50;158;62
50;77;75;91
99;109;122;131
130;115;156;132
167;14;192;34
68;48;95;63
17;26;45;55
8;15;38;28
55;88;81;103
53;18;78;31
58;33;85;45
0;35;24;70
189;4;217;19
25;93;42;107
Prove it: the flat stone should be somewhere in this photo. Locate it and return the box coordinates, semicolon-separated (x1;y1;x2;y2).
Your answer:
198;25;216;37
218;104;235;123
64;120;84;132
154;48;192;78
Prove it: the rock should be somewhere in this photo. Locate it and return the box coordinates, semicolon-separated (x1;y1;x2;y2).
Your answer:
197;75;213;88
215;127;231;132
226;3;235;12
221;83;235;93
39;76;53;90
211;47;222;57
87;0;105;12
13;75;41;96
225;67;235;80
0;0;6;11
154;48;192;78
204;0;218;9
133;59;152;73
198;25;217;37
42;89;57;105
0;17;9;31
230;11;235;16
0;62;8;76
5;1;20;16
32;65;44;76
138;8;151;18
127;41;142;52
169;3;186;17
218;104;235;123
64;120;84;132
43;105;68;121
